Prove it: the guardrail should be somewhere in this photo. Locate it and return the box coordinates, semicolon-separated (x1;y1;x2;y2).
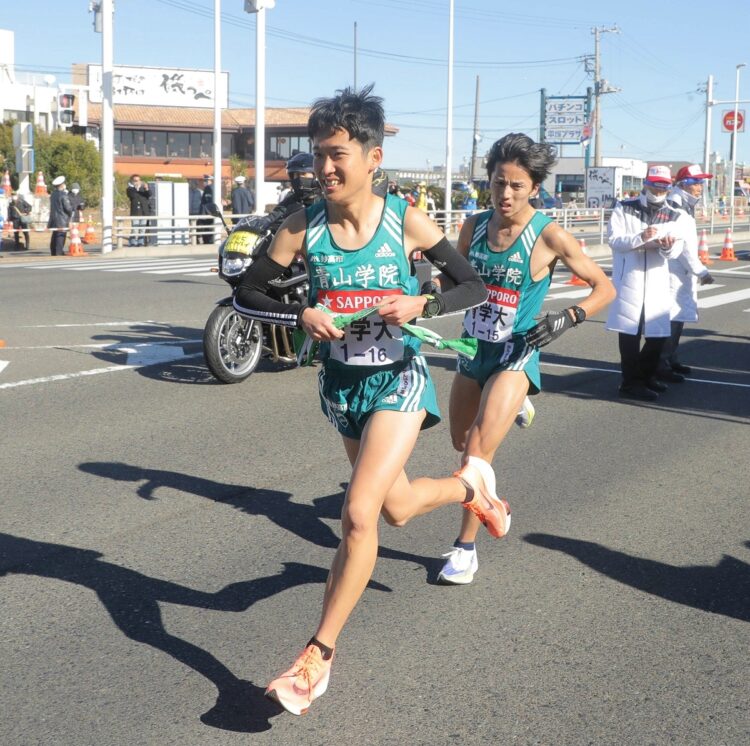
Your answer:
102;205;750;249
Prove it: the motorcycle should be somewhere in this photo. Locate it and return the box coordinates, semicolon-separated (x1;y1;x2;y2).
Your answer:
202;203;309;383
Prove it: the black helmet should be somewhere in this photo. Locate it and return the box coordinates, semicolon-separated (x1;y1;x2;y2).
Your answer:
286;152;320;206
286;152;314;175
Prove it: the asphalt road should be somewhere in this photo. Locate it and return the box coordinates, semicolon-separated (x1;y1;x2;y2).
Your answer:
1;249;748;746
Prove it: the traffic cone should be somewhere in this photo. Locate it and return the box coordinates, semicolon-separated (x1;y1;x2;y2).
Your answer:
35;171;48;196
82;215;97;244
719;228;738;261
697;229;713;265
68;223;87;257
1;170;11;197
566;238;589;286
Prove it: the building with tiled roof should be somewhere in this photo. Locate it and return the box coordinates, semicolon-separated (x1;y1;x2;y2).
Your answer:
70;63;396;185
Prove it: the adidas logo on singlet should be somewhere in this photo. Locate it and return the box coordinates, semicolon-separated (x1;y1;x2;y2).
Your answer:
508;251;523;264
375;242;396;258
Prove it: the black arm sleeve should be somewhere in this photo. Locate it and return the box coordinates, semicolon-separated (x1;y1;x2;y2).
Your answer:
421;236;487;314
233;254;306;328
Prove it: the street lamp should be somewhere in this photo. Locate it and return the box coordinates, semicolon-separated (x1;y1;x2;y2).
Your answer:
244;1;275;214
730;62;746;232
91;0;113;253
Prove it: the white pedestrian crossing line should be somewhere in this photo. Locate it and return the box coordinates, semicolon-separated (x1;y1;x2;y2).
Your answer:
697;287;750;309
1;257;217;276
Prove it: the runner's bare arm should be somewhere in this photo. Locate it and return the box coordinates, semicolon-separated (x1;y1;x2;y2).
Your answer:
233;210;342;339
537;222;616;321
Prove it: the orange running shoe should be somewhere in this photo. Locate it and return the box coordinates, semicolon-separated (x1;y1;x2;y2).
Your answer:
455;457;511;538
265;644;333;715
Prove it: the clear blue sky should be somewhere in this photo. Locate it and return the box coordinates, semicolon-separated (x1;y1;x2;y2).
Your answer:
8;0;749;171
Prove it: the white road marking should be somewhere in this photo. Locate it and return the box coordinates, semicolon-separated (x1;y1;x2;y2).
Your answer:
21;320;200;328
0;351;203;390
0;360;9;375
698;287;750;308
419;351;750;389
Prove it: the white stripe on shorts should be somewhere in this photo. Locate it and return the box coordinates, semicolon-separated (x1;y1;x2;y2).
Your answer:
401;355;428;412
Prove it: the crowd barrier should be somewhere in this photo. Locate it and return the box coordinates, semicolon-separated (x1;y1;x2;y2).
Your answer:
7;205;750;250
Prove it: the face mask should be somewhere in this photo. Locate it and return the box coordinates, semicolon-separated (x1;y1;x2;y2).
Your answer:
645;190;667;205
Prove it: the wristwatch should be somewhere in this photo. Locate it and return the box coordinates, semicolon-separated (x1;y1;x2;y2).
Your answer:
421;294;442;319
569;305;587;325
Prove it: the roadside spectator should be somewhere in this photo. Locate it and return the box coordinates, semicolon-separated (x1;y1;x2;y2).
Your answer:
126;174;151;247
606;165;690;401
8;191;32;250
48;175;72;256
198;174;215;244
69;183;86;225
230;175;255;225
661;165;716;379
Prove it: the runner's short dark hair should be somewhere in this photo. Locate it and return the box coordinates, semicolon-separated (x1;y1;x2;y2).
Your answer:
308;84;385;150
486;133;557;185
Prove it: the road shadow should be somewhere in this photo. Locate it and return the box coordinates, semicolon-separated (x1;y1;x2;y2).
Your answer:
538;348;750;423
86;323;303;385
524;533;750;623
78;462;444;580
0;531;338;732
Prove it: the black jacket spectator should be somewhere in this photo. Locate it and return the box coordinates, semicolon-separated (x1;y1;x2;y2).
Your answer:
127;183;152;216
189;184;202;215
48;189;73;229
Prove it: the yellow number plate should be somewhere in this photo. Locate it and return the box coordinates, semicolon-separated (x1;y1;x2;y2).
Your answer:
224;231;260;255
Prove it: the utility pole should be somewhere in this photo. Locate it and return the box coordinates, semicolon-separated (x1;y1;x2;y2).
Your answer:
470;75;479;182
702;75;713;203
353;22;357;89
592;25;620;167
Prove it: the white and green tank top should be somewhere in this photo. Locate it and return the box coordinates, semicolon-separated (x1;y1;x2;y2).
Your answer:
305;193;420;366
464;209;553;343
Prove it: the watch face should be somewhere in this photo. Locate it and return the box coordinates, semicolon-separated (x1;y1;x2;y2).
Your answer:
423;297;440;318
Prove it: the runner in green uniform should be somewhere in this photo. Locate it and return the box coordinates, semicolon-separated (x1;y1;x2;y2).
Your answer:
436;133;615;585
232;86;500;715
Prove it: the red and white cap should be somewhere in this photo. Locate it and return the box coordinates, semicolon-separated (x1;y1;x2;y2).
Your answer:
644;165;672;185
674;164;713;182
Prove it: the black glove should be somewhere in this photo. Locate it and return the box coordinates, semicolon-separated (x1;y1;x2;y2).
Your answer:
524;310;574;348
698;272;714;286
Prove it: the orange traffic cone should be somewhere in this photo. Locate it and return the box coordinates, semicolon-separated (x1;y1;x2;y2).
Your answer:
566;238;589;286
35;171;48;196
697;229;713;265
68;223;87;257
719;228;738;261
82;216;97;244
1;170;11;197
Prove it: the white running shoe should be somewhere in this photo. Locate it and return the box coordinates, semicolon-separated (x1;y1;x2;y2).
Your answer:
515;396;535;428
437;546;479;585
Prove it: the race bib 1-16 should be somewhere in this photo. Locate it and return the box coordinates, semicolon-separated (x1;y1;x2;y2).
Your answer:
318;289;405;366
463;284;519;343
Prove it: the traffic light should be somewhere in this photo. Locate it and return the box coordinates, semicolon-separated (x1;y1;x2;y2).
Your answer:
58;93;75;128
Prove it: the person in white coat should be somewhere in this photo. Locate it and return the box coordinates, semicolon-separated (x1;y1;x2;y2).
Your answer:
606;165;690;401
660;164;715;380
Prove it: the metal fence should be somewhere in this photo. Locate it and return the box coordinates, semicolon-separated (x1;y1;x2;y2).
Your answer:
108;205;750;249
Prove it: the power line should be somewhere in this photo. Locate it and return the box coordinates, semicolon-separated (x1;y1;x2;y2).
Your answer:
152;0;582;69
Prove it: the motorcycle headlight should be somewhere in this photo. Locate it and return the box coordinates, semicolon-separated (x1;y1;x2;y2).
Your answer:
223;255;251;276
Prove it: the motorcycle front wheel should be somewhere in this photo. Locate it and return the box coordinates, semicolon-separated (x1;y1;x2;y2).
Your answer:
203;305;263;383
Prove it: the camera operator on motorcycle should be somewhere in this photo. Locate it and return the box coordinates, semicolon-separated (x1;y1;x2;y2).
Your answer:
202;153;323;383
234;152;322;237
